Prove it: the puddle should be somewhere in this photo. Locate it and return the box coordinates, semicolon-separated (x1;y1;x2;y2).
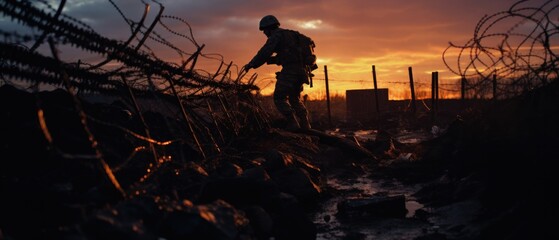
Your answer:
313;172;427;240
353;129;378;142
325;129;378;142
326;128;436;145
393;129;433;144
312;128;437;239
326;175;377;196
405;200;423;218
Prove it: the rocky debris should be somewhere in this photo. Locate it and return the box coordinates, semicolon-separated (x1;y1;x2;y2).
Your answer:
308;80;559;240
2;78;558;240
1;84;382;240
378;80;559;239
0;85;328;239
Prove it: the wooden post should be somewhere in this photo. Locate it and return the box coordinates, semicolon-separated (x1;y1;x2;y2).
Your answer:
431;71;436;121
372;65;380;114
372;65;381;130
461;76;466;101
431;72;436;111
493;72;497;101
324;65;332;127
435;71;439;111
408;67;417;114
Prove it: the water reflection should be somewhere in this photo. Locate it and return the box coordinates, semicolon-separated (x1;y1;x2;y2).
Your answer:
314;171;427;240
326;128;436;144
314;128;436;239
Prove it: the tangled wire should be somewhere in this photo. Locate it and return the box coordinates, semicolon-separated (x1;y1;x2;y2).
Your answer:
443;0;559;97
0;0;268;196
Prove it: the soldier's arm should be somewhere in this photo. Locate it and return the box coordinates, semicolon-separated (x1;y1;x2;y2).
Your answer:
248;33;280;68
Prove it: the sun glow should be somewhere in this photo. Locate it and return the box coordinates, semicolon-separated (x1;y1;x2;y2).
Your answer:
289;19;324;29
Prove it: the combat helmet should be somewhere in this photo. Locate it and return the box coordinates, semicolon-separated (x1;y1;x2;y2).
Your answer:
259;15;280;30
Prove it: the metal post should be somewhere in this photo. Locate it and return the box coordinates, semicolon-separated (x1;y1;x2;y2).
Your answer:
372;65;380;114
493;73;497;101
372;65;381;129
435;71;439;111
324;65;332;127
408;67;417;114
431;71;436;121
431;72;436;111
461;76;466;101
435;72;439;102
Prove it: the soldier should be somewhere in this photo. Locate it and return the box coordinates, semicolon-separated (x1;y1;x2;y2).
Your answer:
244;15;312;131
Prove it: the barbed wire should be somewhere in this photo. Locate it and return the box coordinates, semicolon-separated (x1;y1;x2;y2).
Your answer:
443;0;558;97
0;0;270;195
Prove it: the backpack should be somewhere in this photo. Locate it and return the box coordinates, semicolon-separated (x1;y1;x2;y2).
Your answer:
293;31;318;85
296;32;317;69
268;29;318;85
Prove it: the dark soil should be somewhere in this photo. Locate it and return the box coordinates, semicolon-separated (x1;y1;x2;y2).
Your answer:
365;80;559;240
1;80;558;240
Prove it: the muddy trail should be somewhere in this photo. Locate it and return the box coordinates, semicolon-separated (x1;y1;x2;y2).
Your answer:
1;80;559;240
314;80;559;240
309;81;559;239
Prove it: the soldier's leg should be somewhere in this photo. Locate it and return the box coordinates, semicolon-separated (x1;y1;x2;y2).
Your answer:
288;84;311;129
274;81;300;130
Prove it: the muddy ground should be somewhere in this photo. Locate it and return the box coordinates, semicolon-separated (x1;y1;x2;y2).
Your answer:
314;80;559;240
1;80;558;240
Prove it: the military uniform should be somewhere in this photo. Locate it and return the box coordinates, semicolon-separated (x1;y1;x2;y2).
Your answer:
246;28;311;130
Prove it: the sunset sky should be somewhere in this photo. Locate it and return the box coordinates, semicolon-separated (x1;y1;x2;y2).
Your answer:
2;0;556;99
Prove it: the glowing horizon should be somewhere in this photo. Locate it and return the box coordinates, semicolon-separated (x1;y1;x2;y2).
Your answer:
1;0;555;100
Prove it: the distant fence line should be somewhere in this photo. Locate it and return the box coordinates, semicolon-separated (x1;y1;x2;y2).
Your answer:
307;65;538;101
315;0;558;120
304;0;559;102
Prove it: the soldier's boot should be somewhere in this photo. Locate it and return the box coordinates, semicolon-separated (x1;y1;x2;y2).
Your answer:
285;113;301;131
298;114;311;130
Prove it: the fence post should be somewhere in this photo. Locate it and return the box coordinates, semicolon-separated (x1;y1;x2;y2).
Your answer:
372;65;380;114
431;72;437;109
372;65;381;129
435;71;439;114
435;71;439;106
408;66;417;114
461;76;466;102
324;65;332;127
431;72;437;122
493;72;497;101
